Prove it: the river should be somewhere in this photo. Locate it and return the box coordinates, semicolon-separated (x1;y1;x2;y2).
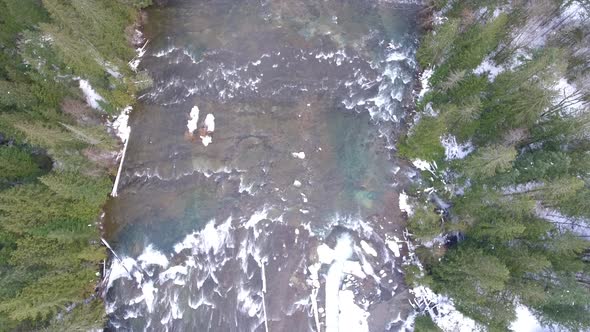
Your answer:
103;0;422;330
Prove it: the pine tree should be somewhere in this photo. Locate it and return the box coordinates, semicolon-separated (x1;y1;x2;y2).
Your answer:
432;247;515;328
0;146;42;181
463;145;517;179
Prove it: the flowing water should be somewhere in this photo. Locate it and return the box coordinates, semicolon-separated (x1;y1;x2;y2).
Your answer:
103;0;422;330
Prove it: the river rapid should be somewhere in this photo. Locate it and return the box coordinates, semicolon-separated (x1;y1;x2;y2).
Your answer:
103;0;422;330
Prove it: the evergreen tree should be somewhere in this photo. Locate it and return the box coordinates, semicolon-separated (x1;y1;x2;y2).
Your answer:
463;145;517;178
0;146;41;181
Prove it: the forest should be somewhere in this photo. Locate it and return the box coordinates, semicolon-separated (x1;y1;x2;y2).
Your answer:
0;0;149;330
402;0;590;330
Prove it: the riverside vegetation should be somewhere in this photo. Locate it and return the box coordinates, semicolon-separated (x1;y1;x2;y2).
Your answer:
0;0;150;330
402;0;590;331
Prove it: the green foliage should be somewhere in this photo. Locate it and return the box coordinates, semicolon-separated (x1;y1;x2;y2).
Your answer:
399;116;445;161
119;0;153;8
408;204;443;240
430;14;509;86
0;269;97;323
414;314;442;332
39;171;111;205
0;146;42;181
406;1;590;330
0;0;48;49
417;19;460;67
0;80;37;109
44;298;106;332
462;145;517;179
433;247;515;328
0;0;142;328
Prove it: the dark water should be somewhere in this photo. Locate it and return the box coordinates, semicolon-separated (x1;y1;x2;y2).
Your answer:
104;0;421;330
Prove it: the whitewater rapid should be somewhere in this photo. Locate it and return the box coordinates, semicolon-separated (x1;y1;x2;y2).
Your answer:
103;0;422;330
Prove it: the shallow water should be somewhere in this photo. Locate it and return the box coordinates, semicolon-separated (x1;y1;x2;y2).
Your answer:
104;0;421;330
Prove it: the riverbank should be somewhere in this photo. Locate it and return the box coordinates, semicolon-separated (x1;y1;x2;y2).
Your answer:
0;1;152;330
401;0;590;330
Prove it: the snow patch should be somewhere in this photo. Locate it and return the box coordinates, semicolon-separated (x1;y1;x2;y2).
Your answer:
204;113;215;132
360;240;377;257
201;135;212;146
187;105;200;134
474;58;504;81
510;305;546;332
112;106;132;142
418;69;433;100
79;79;104;110
411;285;481;332
440;135;474;160
412;159;437;175
386;237;401;257
200;113;215;146
399;192;413;216
561;1;589;25
553;78;586;114
536;204;590;237
291;151;306;159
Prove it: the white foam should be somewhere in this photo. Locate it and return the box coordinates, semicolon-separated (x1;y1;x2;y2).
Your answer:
293;180;302;187
386;51;408;62
342;261;367;278
245;208;268;228
159;265;188;284
107;256;140;290
317;244;335;264
138;245;169;270
173;217;232;254
142;280;157;313
154;46;179;58
325;234;355;332
338;289;370;332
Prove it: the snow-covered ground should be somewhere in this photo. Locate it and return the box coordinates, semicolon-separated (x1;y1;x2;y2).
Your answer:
79;79;105;110
399;194;551;332
510;305;547;332
186;105;200;134
112;106;132;143
440;135;474;160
